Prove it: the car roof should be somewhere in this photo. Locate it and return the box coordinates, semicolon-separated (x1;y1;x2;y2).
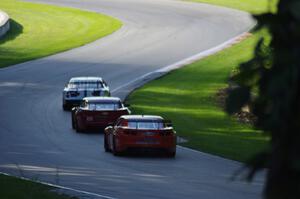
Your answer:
120;115;163;121
83;97;121;103
69;77;103;83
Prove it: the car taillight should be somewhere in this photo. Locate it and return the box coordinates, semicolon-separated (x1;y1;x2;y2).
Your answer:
104;90;110;96
86;116;93;121
92;90;101;96
67;91;80;97
121;129;137;135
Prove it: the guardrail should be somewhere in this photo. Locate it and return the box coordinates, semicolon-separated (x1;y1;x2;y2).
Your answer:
0;10;10;38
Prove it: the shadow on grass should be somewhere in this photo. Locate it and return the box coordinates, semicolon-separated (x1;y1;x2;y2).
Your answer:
0;19;23;45
0;19;26;67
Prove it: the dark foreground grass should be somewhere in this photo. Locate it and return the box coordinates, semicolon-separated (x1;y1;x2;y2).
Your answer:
0;174;76;199
0;0;121;68
126;30;270;162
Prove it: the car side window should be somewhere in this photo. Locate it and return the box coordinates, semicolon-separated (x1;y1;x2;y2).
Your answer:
118;101;123;108
115;119;122;127
81;101;86;108
103;81;108;87
115;119;129;128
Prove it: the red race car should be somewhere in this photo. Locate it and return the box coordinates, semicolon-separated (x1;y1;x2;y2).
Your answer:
71;97;130;132
104;115;177;157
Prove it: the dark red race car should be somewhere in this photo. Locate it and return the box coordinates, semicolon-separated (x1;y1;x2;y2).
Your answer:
104;115;177;157
71;97;130;132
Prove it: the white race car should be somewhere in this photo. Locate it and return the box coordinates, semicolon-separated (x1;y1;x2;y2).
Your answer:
63;77;110;110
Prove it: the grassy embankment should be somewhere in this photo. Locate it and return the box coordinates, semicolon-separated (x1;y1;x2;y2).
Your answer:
0;174;76;199
126;0;277;162
0;0;122;68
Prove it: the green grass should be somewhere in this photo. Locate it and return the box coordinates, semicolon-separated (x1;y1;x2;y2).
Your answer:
0;0;122;68
126;0;275;163
127;29;270;162
189;0;278;14
0;174;76;199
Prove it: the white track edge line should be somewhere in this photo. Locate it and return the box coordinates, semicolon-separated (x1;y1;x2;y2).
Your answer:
176;146;241;165
0;172;118;199
112;30;251;93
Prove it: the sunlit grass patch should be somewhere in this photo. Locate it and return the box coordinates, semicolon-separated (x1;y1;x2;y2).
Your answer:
0;0;122;68
127;29;270;162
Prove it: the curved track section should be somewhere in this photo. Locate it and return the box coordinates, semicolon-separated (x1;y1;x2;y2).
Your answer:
0;0;263;198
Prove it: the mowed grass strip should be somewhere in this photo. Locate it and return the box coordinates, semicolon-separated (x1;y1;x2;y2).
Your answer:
189;0;278;14
0;0;122;68
0;174;76;199
126;30;270;162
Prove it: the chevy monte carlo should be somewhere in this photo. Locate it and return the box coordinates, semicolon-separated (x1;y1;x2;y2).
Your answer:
71;97;130;132
63;77;110;110
104;115;177;157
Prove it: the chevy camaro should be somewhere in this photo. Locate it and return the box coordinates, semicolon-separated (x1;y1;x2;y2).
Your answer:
71;97;130;132
63;77;110;110
104;115;177;157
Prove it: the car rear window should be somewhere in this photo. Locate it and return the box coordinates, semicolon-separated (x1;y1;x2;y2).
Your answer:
127;121;164;129
68;81;103;89
88;103;120;110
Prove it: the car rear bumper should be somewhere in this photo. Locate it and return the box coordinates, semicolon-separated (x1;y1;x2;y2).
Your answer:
83;122;110;129
79;111;129;129
115;135;176;152
64;99;82;107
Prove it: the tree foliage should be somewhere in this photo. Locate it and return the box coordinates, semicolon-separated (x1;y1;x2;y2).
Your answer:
226;0;300;198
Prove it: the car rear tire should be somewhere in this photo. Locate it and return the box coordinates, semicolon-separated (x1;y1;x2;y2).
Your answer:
104;136;110;152
76;127;82;133
112;138;122;156
75;122;83;133
167;150;176;158
71;116;75;129
63;103;68;111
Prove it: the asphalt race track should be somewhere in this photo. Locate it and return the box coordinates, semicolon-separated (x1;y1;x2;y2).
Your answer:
0;0;264;198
